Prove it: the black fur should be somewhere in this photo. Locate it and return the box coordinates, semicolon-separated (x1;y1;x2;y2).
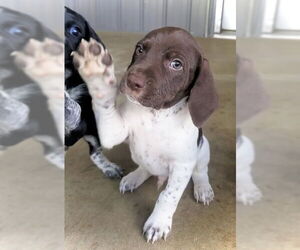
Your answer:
64;7;105;148
0;7;62;165
64;7;123;178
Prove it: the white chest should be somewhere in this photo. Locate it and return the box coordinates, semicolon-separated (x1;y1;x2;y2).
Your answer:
123;100;198;176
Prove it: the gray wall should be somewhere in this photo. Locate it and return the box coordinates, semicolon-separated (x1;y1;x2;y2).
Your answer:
65;0;213;37
1;0;63;33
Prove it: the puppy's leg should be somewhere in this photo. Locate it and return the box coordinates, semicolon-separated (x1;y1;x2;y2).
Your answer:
65;90;81;135
72;39;128;148
143;163;193;243
12;38;64;144
84;135;123;179
120;166;151;193
35;135;64;169
237;136;262;205
192;136;214;205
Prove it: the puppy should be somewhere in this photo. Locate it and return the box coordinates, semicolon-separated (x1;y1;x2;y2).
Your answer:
236;55;268;205
0;7;63;168
72;27;218;242
64;7;123;178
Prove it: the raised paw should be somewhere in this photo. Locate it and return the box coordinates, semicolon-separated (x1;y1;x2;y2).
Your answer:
194;184;214;205
71;39;116;99
12;38;64;97
237;182;262;205
143;213;172;243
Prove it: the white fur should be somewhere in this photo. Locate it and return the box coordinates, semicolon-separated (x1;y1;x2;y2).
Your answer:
12;38;64;144
0;89;30;135
73;39;214;243
236;135;262;205
65;89;81;135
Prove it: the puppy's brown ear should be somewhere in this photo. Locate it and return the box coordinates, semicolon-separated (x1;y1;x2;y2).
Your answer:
188;58;218;128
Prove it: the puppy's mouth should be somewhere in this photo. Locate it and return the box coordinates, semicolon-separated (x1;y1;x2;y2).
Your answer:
120;81;143;105
120;76;164;109
125;94;143;106
122;84;163;109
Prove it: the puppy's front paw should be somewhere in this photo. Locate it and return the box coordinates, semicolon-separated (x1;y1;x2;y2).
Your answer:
103;163;124;179
119;170;145;193
71;39;117;100
237;182;262;205
12;38;64;98
143;213;172;243
120;174;138;193
194;184;214;205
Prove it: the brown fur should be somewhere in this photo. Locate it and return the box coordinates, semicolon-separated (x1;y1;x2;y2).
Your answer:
120;27;218;128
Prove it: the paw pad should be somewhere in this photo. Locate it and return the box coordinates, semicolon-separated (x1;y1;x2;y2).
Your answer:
101;53;112;66
89;43;101;55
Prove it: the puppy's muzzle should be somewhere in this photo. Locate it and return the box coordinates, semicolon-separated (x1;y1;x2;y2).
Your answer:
126;72;145;92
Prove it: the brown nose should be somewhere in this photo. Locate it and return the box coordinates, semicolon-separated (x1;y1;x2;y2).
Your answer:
127;73;145;91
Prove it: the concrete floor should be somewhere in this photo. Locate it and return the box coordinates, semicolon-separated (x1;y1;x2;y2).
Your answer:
237;39;300;250
65;33;236;249
0;140;64;250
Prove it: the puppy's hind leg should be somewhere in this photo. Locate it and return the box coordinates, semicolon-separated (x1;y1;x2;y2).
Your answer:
84;135;123;179
35;135;64;169
192;136;214;205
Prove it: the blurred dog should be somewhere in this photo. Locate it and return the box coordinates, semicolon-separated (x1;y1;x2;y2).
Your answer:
236;55;269;205
0;7;63;168
64;7;123;178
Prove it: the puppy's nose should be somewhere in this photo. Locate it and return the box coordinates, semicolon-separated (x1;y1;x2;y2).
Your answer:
127;74;145;91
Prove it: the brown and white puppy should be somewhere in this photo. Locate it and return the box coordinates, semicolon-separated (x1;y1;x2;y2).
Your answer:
72;27;218;243
236;55;269;205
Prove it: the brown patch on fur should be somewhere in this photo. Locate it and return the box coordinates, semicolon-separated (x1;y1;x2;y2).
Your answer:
89;43;101;55
120;27;218;127
102;52;112;66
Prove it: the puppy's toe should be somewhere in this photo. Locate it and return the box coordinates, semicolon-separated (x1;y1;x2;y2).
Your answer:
101;52;112;66
119;177;136;193
103;164;124;179
89;43;102;55
13;53;28;69
43;43;63;55
194;184;214;205
237;184;262;205
143;216;171;243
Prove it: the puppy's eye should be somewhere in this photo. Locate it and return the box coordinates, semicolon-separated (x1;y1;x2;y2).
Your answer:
69;26;81;37
135;45;144;55
8;25;29;36
170;59;183;71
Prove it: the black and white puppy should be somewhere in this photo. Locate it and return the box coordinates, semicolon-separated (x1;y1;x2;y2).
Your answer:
0;7;63;168
64;7;123;178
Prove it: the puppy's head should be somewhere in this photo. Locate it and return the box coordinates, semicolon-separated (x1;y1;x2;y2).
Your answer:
120;27;218;128
0;7;60;65
65;7;104;65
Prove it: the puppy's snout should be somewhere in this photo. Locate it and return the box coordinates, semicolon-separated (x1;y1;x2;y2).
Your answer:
127;73;145;91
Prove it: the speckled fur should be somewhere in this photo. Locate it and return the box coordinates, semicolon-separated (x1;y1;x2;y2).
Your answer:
73;38;214;243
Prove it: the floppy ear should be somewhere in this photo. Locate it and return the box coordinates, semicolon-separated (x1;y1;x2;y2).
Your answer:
85;22;106;49
40;25;62;42
236;55;268;124
188;58;218;128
